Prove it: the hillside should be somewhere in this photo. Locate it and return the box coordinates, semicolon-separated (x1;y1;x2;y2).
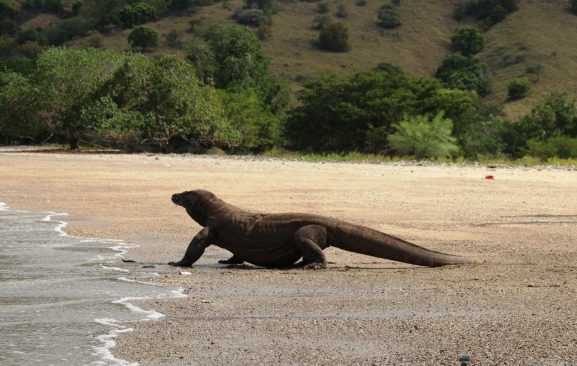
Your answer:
69;0;464;93
8;0;577;119
480;0;577;119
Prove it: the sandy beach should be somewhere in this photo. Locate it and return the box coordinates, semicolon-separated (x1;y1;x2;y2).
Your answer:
1;151;576;365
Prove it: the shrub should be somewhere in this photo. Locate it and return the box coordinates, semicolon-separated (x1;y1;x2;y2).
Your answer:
18;40;43;58
453;3;466;20
312;14;332;30
507;77;531;99
187;19;201;33
245;0;276;16
456;0;518;29
21;0;63;15
317;1;330;14
15;29;47;46
119;3;157;29
256;22;272;40
451;27;484;55
526;63;544;76
336;3;347;18
378;5;400;29
168;0;192;12
526;136;577;160
44;17;95;45
460;116;513;159
0;18;19;36
516;92;577;141
233;8;266;26
165;29;182;48
318;22;350;52
0;1;19;19
571;0;577;14
128;26;159;52
388;112;459;159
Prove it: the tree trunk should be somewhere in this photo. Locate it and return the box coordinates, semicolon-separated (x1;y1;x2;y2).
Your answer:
69;131;80;150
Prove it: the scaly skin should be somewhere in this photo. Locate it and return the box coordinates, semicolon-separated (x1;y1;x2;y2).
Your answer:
169;190;476;269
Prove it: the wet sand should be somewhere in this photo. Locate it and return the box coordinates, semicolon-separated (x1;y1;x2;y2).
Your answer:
1;151;576;365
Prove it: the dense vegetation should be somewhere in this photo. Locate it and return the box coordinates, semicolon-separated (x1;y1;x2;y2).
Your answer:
1;0;577;161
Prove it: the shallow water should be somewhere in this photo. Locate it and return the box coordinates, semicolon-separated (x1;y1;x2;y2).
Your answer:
0;203;183;366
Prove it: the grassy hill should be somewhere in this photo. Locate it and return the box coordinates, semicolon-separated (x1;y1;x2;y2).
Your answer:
14;0;577;119
479;0;577;119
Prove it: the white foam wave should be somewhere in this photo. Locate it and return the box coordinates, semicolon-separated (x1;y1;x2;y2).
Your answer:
38;206;187;366
92;319;137;366
100;264;130;273
42;212;69;236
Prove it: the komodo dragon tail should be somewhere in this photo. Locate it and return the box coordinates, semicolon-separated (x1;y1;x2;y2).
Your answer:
333;223;475;267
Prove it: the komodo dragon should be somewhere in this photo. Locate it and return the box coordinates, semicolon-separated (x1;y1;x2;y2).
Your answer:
168;190;475;269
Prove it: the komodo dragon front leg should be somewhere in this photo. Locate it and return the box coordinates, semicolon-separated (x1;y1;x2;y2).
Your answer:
295;225;328;269
169;227;213;267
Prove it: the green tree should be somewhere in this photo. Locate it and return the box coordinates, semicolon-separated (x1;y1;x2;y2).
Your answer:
507;77;531;99
517;92;577;142
456;0;518;29
451;27;484;56
31;48;127;148
94;54;239;150
286;69;476;153
119;2;157;29
189;24;268;88
436;53;488;94
128;26;159;52
186;37;216;81
387;112;459;159
318;22;350;52
219;87;283;152
0;70;41;143
526;136;577;161
186;24;288;113
457;101;514;159
0;0;19;20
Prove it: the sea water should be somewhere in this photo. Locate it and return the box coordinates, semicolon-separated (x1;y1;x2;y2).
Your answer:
0;203;184;366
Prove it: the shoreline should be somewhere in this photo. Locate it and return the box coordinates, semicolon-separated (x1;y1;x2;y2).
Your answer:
0;203;185;366
2;151;576;365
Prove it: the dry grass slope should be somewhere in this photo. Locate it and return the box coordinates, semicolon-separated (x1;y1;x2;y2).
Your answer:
13;0;577;118
480;0;577;119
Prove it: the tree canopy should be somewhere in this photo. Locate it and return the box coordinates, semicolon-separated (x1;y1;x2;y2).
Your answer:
286;69;477;153
0;48;240;150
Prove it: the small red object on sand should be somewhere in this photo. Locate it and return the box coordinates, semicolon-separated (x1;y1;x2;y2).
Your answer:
485;175;494;179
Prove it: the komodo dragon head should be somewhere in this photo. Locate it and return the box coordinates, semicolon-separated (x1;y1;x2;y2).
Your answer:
172;190;219;226
171;190;215;207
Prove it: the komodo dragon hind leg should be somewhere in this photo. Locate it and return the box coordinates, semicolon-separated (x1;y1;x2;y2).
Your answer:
218;255;245;265
294;225;328;269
